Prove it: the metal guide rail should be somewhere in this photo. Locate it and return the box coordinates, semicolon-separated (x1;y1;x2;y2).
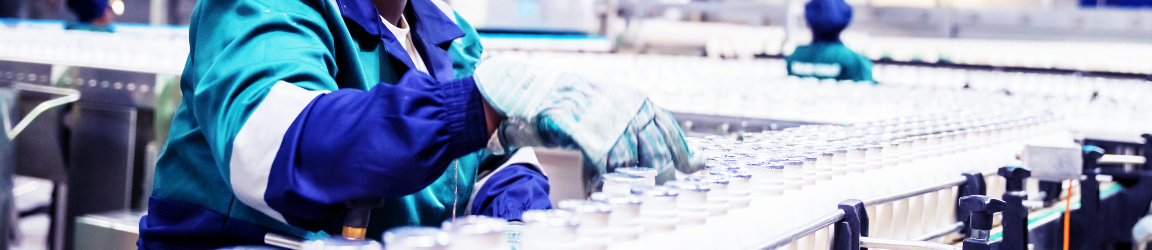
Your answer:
0;59;163;109
745;135;1152;250
745;170;990;250
745;210;847;250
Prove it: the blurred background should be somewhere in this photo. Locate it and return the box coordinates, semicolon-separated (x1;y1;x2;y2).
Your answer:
1;0;1151;249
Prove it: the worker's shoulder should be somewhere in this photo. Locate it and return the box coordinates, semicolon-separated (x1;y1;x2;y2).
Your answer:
821;44;867;67
193;0;330;22
787;44;818;60
787;43;857;62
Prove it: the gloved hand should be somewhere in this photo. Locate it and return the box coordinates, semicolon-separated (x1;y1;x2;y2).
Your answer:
473;56;701;190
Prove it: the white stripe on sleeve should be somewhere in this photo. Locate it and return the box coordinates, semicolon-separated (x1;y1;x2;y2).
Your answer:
229;81;329;223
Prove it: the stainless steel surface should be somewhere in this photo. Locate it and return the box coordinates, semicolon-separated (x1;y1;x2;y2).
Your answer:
859;237;962;250
747;210;845;250
265;233;304;250
72;211;144;250
1;83;80;140
863;176;967;206
3;58;164;250
1023;145;1083;181
0;85;13;249
1100;154;1147;165
913;222;966;241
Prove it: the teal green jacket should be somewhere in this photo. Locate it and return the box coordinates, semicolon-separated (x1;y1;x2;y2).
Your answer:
785;41;874;83
138;0;493;248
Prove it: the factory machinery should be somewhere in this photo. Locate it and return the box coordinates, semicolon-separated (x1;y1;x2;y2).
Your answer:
2;18;1152;250
0;20;185;250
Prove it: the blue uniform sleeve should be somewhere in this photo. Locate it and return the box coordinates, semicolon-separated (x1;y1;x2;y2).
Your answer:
183;0;487;231
263;72;487;230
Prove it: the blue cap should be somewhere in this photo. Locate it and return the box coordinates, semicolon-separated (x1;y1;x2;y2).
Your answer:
68;0;109;23
805;0;853;42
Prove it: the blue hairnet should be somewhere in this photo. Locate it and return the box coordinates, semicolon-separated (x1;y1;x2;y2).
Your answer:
470;164;552;221
67;0;108;23
805;0;853;41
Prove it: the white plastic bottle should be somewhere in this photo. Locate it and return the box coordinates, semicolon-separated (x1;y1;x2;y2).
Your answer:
631;185;680;250
861;143;885;237
747;161;794;249
589;192;645;250
934;132;960;240
616;167;659;186
669;181;712;250
887;138;914;239
809;153;840;250
724;168;755;247
602;173;645;195
917;133;944;237
519;210;581;250
443;216;509;250
556;200;613;250
383;226;448;250
845;146;871;200
688;173;738;250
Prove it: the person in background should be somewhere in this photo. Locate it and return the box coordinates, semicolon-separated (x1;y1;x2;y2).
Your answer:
65;0;115;32
785;0;873;83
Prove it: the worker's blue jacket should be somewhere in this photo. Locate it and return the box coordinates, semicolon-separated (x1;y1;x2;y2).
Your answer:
137;0;490;248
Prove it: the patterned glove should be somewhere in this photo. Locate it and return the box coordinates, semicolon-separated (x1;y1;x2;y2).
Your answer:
473;56;701;191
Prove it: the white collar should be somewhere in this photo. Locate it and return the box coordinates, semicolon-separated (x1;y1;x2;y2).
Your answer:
380;14;410;36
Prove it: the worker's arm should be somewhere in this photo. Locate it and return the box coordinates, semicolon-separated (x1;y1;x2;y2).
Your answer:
185;0;488;230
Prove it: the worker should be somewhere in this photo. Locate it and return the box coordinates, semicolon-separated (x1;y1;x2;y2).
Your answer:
65;0;115;32
136;0;697;248
785;0;873;82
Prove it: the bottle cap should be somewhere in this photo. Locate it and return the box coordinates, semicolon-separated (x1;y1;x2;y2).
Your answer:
442;216;507;236
615;167;658;178
602;173;644;183
557;200;613;214
747;161;783;170
630;185;679;197
522;210;580;227
726;169;752;179
383;226;451;248
687;173;731;185
590;192;644;205
665;180;712;192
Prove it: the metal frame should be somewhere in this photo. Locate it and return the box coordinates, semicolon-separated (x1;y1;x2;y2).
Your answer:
1076;136;1152;249
744;170;989;250
745;210;846;250
0;83;80;140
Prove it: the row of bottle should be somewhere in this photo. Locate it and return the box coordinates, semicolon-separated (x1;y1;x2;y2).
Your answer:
297;215;508;250
0;22;189;74
628;19;1152;74
506;111;1073;250
854;36;1152;75
487;51;1151;143
348;111;1071;250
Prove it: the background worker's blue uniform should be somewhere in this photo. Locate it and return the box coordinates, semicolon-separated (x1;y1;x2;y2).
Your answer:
64;0;113;32
785;0;873;83
138;0;493;248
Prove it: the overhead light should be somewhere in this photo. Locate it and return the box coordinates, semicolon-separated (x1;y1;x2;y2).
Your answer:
111;0;125;16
